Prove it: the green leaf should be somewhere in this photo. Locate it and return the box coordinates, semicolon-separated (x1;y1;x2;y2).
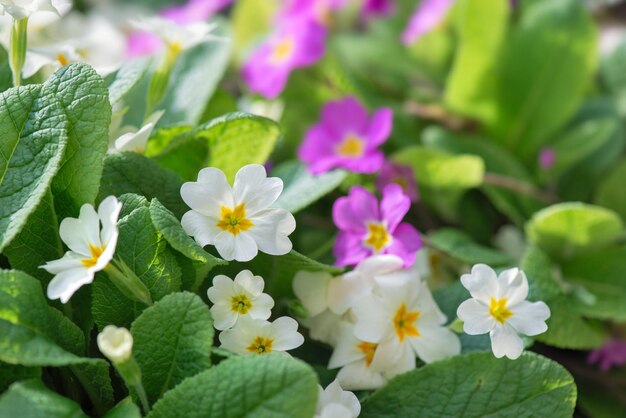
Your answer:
0;380;88;418
3;189;63;280
601;38;626;117
0;363;40;392
272;161;347;214
393;146;484;190
92;206;182;329
153;112;281;182
360;352;576;418
103;398;141;418
98;152;187;218
525;202;624;260
144;125;193;159
561;247;626;321
481;0;597;160
108;58;152;105
157;24;231;127
594;158;626;221
0;84;68;252
131;292;214;405
0;270;94;366
46;63;112;219
444;0;509;120
147;354;318;418
428;228;514;266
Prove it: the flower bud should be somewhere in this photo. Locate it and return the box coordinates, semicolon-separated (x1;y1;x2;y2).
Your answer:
97;325;133;363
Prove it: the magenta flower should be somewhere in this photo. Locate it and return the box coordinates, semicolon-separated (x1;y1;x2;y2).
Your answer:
278;0;348;25
538;148;555;170
126;0;232;57
362;0;395;19
298;97;392;174
332;184;422;267
402;0;454;45
376;162;418;202
242;20;326;99
588;340;626;371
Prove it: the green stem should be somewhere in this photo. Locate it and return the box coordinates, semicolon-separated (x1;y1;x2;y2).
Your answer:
116;357;151;414
145;43;180;118
104;262;152;305
10;17;28;87
482;172;558;204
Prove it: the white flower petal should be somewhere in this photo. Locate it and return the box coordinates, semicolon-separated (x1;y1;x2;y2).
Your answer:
318;404;354;418
460;264;499;304
207;275;235;303
98;196;122;247
489;324;524;359
214;231;259;262
352;295;391;343
336;361;387;391
233;269;264;296
328;324;364;369
457;299;495;335
248;208;295;256
271;316;304;351
59;203;101;256
248;293;274;320
233;164;283;213
46;267;94;304
306;310;343;346
327;272;371;315
40;253;84;274
355;254;404;277
181;211;220;247
293;271;333;317
370;336;414;373
210;303;238;331
497;268;529;307
317;380;360;418
508;300;550;336
181;167;233;216
408;325;461;363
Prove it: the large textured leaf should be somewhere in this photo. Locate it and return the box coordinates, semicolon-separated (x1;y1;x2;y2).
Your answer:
525;202;623;260
98;152;187;218
360;352;576;418
147;354;318;418
131;292;214;405
153;112;280;182
92;206;181;329
46;63;112;219
0;380;89;418
0;84;68;251
272;160;346;214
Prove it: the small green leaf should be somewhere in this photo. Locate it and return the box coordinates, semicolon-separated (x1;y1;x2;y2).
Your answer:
525;202;623;260
272;161;346;214
147;354;318;418
0;380;89;418
428;228;514;266
594;158;626;221
131;292;214;405
360;352;576;418
393;146;484;190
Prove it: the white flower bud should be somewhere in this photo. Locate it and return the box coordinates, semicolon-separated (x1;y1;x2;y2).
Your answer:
97;325;133;363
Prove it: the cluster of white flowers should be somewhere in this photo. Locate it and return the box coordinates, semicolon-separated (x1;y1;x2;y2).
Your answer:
294;254;461;390
208;270;304;356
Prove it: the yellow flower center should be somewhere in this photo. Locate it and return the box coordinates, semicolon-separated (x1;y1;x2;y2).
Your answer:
230;294;252;314
489;297;513;324
363;222;391;253
335;134;365;158
246;336;274;354
81;244;106;268
357;342;377;367
216;204;254;236
56;53;69;66
271;37;294;64
393;303;420;342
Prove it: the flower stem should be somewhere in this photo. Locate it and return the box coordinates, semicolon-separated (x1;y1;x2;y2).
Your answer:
482;172;558;204
104;262;153;305
116;357;151;414
145;43;180;118
10;17;28;87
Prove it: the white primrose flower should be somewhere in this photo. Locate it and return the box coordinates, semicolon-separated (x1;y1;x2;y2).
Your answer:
219;316;304;356
328;322;414;391
207;270;275;331
0;0;59;19
315;380;361;418
97;325;133;363
181;164;296;262
111;111;164;153
292;255;403;345
21;43;80;78
40;196;122;303
131;16;219;53
352;267;461;365
456;264;551;360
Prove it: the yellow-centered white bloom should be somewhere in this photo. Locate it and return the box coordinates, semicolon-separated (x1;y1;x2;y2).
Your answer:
352;266;461;365
131;16;218;53
457;264;551;360
0;0;59;19
40;196;122;303
207;270;274;331
315;380;361;418
97;325;133;363
219;316;304;356
181;164;296;262
111;111;164;154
